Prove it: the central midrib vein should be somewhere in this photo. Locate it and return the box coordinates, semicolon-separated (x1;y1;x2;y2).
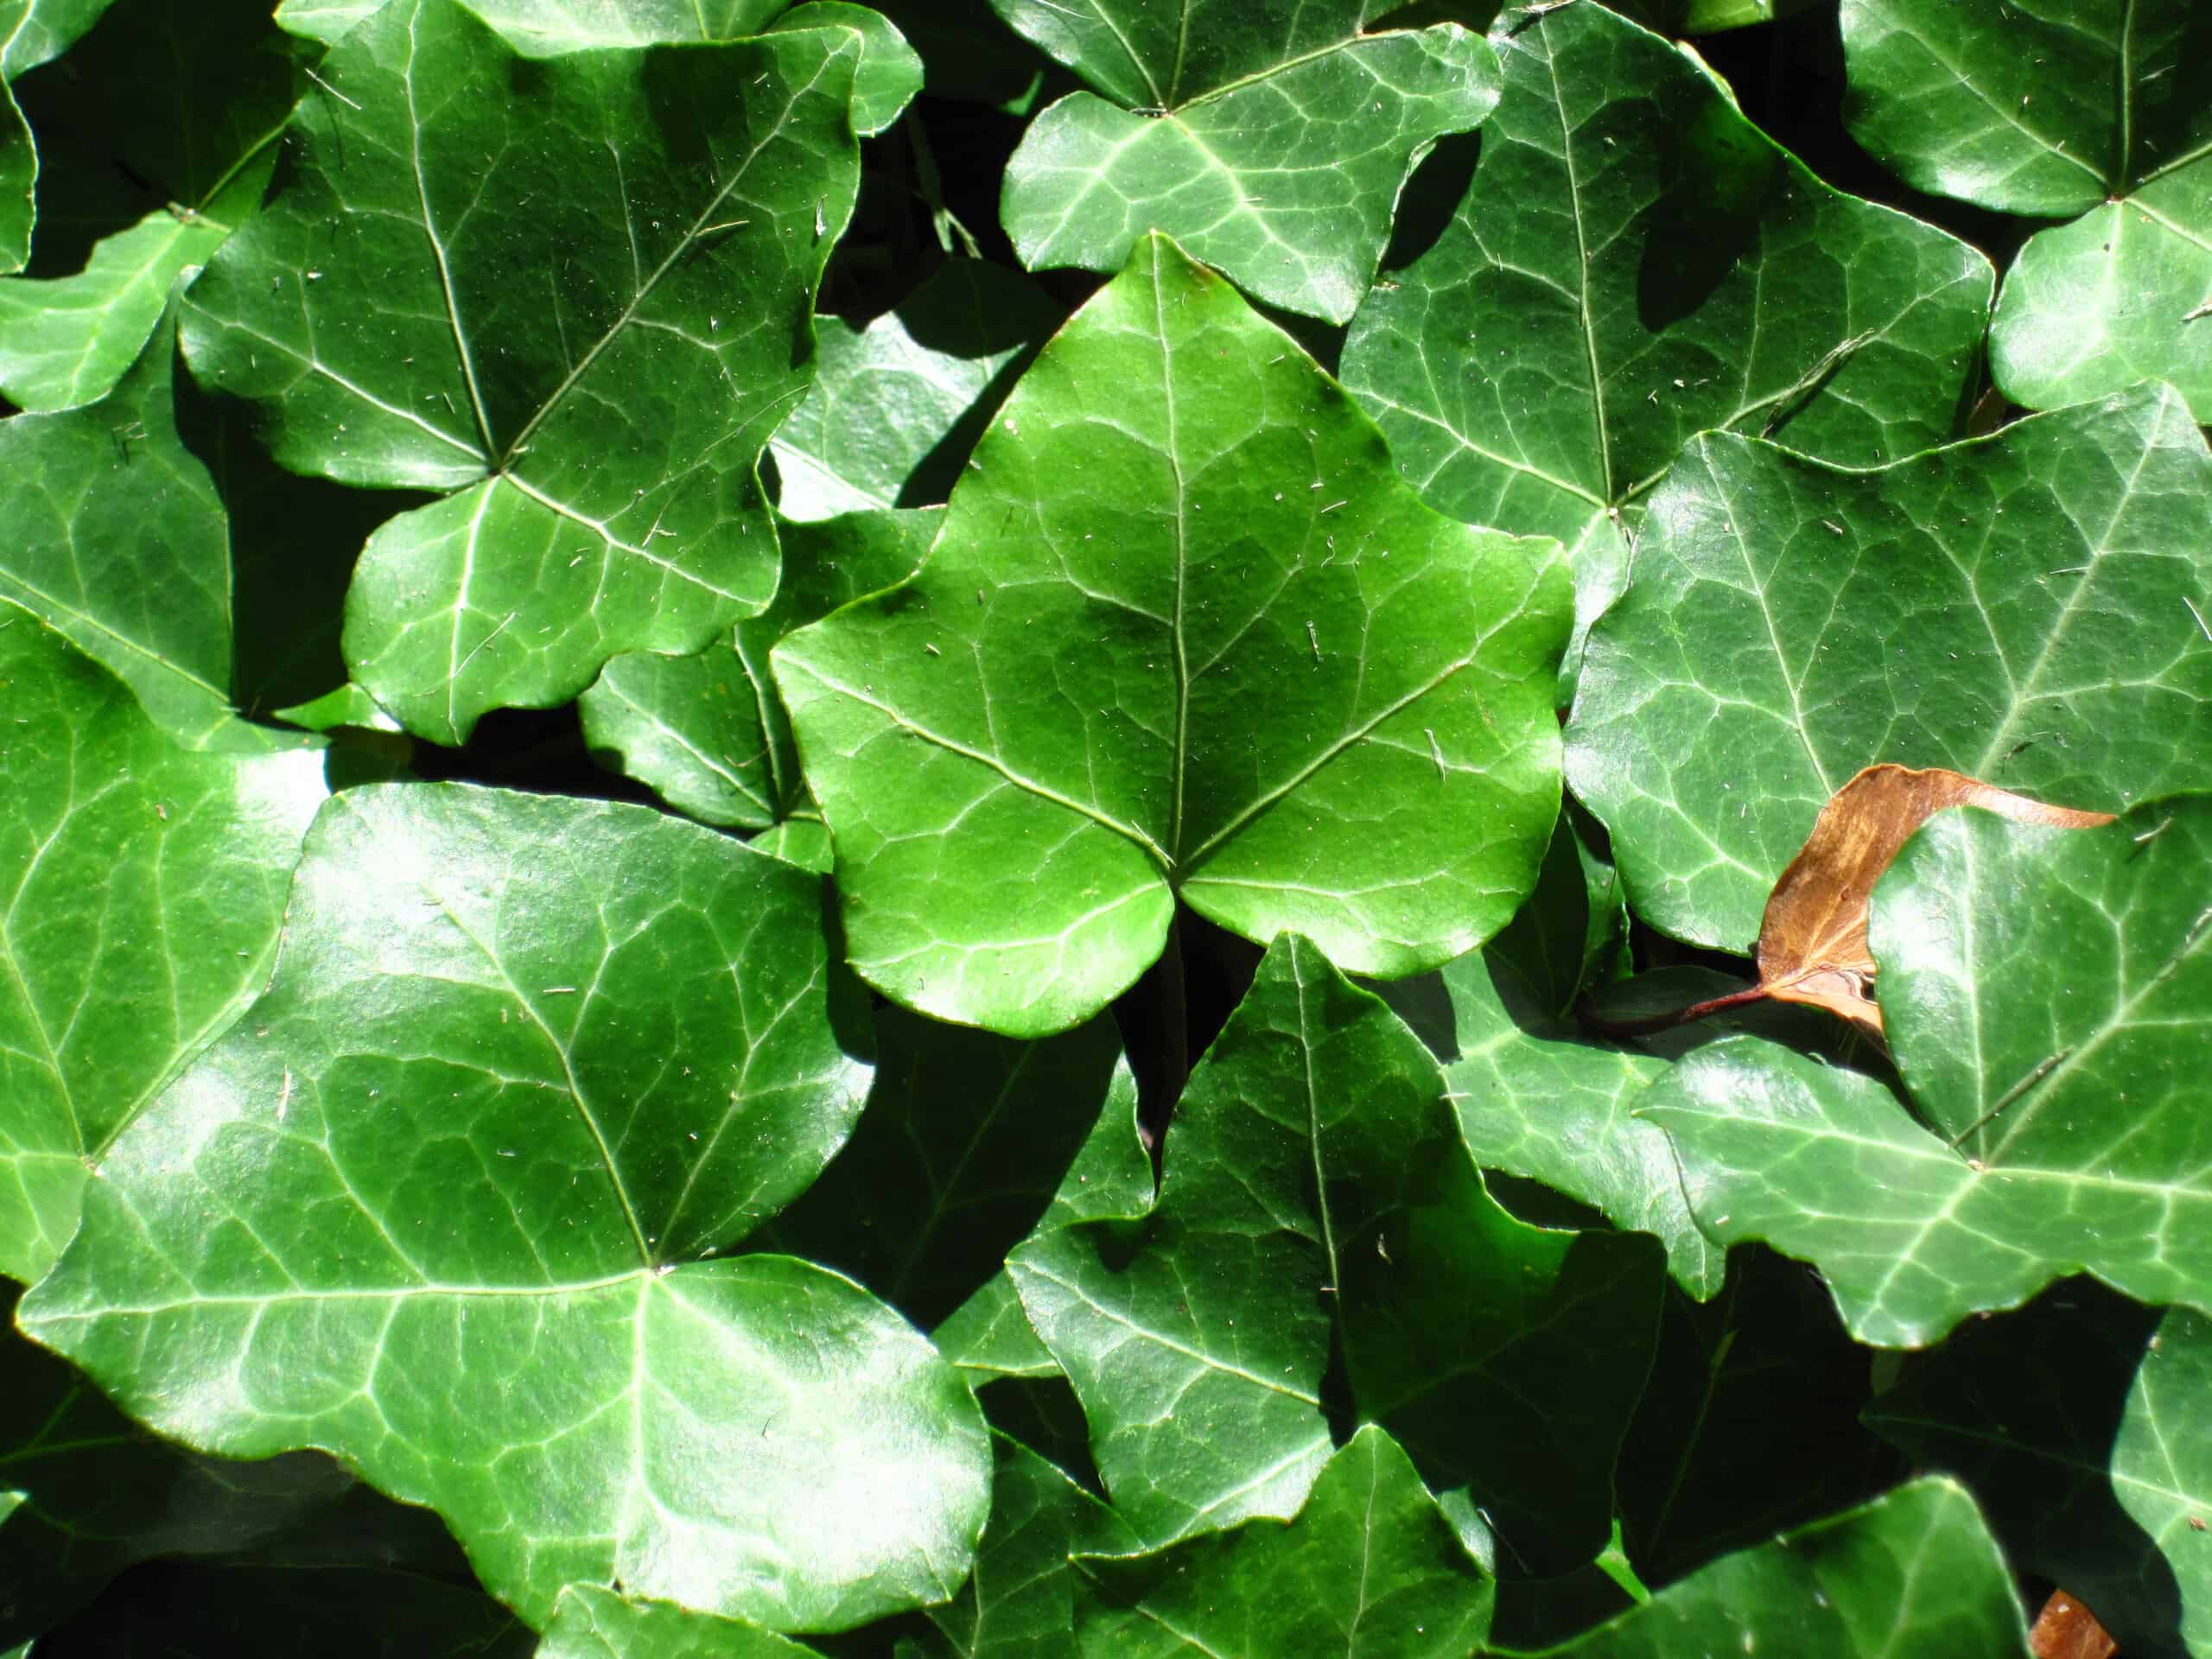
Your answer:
1541;25;1616;505
1155;253;1194;863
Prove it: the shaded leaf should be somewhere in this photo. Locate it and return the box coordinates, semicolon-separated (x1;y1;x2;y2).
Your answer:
0;0;118;272
1341;0;1991;690
536;1585;820;1658
1868;1280;2206;1659
0;0;294;410
183;0;864;743
1753;764;2112;1039
1071;1427;1493;1659
1520;1478;2031;1657
770;261;1062;521
1000;14;1500;323
582;508;938;831
1840;0;2212;419
777;233;1570;1037
20;781;995;1632
0;607;325;1282
1567;384;2212;953
1009;936;1661;1570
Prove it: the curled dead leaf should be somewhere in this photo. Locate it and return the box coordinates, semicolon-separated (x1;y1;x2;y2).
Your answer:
1755;765;2112;1039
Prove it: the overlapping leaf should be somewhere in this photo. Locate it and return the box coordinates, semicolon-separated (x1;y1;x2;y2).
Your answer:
0;610;326;1283
582;508;937;832
19;781;995;1633
1644;797;2212;1346
182;0;865;743
1341;0;1992;685
777;234;1570;1037
1009;936;1662;1571
0;0;118;272
1525;1479;2030;1657
1869;1281;2209;1659
998;5;1500;323
1567;384;2212;952
770;261;1062;521
1840;0;2212;419
535;1585;819;1658
1070;1427;1493;1658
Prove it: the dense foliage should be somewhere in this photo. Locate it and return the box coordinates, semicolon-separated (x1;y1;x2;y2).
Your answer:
1;0;2206;1654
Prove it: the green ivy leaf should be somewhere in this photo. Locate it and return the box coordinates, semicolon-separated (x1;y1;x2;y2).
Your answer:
1840;0;2212;419
0;0;294;411
1009;936;1660;1570
274;0;785;53
0;609;325;1282
20;781;995;1632
582;508;938;832
1522;1478;2030;1657
998;9;1500;323
770;261;1062;521
0;0;118;272
771;4;918;137
1567;384;2212;953
535;1585;819;1658
760;1001;1132;1330
1070;1427;1492;1658
1342;0;1991;690
182;0;863;744
777;234;1570;1037
1869;1280;2208;1659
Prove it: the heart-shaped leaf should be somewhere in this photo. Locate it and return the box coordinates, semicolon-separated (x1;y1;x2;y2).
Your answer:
776;233;1570;1037
20;781;995;1632
1010;936;1661;1570
1071;1427;1493;1658
0;608;326;1282
1341;0;1992;687
1524;1479;2030;1657
770;261;1062;521
999;11;1500;323
1566;384;2212;953
1840;0;2212;420
1868;1281;2210;1659
582;508;939;832
182;0;864;744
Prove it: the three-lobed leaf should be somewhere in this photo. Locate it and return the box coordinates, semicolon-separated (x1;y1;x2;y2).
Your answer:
777;233;1570;1037
20;781;994;1632
184;0;865;744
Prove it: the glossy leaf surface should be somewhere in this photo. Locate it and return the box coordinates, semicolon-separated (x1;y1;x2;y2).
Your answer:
1870;1281;2209;1659
1342;0;1991;681
183;0;863;743
535;1586;820;1658
777;234;1570;1036
0;0;118;272
275;0;785;53
582;508;937;831
1010;936;1660;1570
1567;385;2212;952
771;261;1062;521
1527;1479;2030;1657
1001;18;1500;323
1071;1427;1493;1659
0;610;325;1282
1840;0;2212;418
20;782;995;1633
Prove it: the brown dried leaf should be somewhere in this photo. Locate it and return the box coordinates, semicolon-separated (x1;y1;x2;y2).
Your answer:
2030;1589;2118;1659
1755;765;2113;1039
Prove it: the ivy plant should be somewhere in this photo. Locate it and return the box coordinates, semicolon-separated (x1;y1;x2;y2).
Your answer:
2;1;2208;1656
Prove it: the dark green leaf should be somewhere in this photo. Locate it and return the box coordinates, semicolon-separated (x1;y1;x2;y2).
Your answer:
1517;1478;2030;1657
1868;1281;2209;1659
777;234;1570;1037
1566;384;2212;952
0;608;325;1282
771;3;920;137
1071;1426;1492;1659
0;0;118;273
770;261;1062;521
999;14;1501;323
581;508;938;831
182;0;864;743
1841;0;2212;419
1009;936;1661;1570
20;781;995;1632
1342;0;1991;690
